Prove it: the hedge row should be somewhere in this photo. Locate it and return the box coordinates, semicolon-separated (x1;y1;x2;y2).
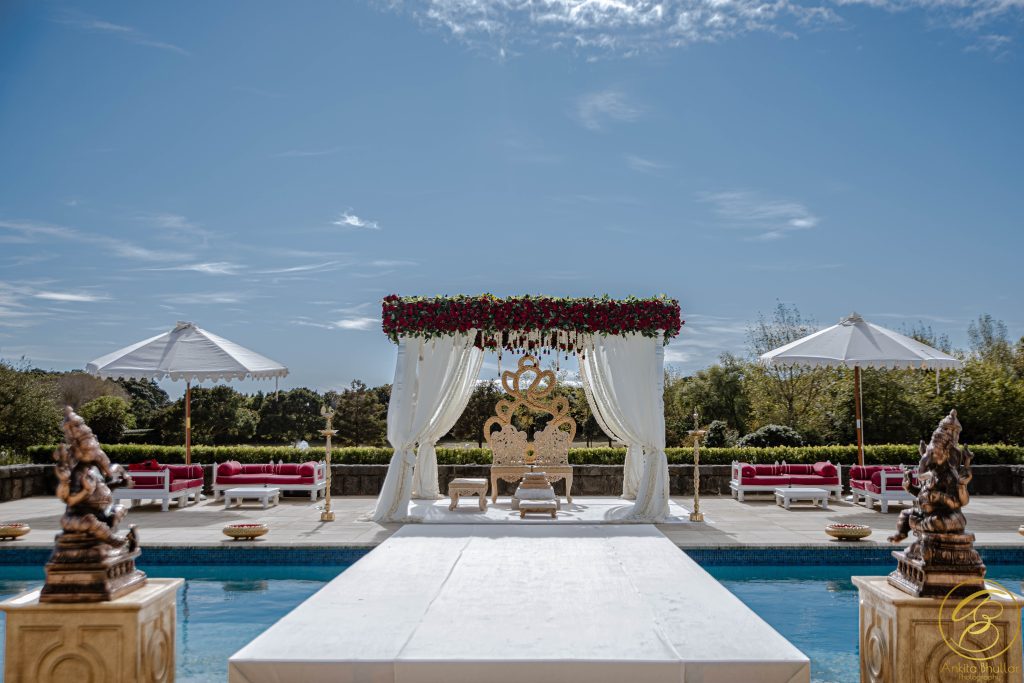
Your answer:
26;443;1024;466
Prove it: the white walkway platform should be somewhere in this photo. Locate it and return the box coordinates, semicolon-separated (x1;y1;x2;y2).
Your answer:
411;496;698;524
229;525;810;683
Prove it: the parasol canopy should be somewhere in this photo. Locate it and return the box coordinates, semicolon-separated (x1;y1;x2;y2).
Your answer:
87;321;288;463
760;313;961;465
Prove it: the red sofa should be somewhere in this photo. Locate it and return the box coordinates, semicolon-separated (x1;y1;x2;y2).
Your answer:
213;460;327;501
849;465;916;512
112;460;204;511
729;461;842;501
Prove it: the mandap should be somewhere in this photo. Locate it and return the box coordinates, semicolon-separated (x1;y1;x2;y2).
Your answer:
370;294;684;523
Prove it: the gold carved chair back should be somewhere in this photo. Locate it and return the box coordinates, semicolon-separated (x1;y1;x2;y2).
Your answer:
484;355;576;467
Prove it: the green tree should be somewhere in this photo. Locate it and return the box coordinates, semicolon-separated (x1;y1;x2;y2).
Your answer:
0;359;62;455
152;386;259;445
675;353;751;434
255;387;324;443
450;381;503;447
745;303;834;443
115;378;170;429
331;380;388;446
79;395;136;444
54;372;128;410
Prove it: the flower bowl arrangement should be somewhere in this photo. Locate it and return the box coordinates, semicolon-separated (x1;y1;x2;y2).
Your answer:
0;522;30;541
825;523;872;541
223;523;268;540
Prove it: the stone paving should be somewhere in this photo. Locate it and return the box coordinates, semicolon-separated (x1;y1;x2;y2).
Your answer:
0;494;1020;549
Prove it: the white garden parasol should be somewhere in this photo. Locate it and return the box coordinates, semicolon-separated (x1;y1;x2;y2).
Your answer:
86;321;288;464
760;313;961;466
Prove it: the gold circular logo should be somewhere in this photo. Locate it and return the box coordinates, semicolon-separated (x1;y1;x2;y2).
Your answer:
938;580;1019;662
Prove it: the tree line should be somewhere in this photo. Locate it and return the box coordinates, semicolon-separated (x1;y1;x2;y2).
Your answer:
3;307;1023;458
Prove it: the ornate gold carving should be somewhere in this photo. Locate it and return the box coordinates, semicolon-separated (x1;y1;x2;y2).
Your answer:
484;355;575;502
484;355;576;463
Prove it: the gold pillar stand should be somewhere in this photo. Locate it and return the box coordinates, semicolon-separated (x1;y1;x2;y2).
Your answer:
319;405;336;523
688;409;706;523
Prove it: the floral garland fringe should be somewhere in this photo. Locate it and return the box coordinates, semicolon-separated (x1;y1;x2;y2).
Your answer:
382;294;683;351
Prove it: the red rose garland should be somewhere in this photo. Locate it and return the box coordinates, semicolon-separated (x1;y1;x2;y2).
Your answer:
382;294;683;350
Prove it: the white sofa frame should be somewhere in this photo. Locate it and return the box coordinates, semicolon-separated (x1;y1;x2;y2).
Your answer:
849;470;914;513
112;470;202;512
212;461;327;501
729;461;843;502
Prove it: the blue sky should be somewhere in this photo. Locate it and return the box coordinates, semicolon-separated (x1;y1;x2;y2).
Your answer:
1;1;1022;396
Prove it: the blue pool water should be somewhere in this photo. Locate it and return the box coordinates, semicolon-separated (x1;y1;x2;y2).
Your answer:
707;564;1024;683
1;561;1022;682
0;564;349;683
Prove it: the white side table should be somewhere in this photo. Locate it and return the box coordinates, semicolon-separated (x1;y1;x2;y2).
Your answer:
224;487;281;509
774;487;829;510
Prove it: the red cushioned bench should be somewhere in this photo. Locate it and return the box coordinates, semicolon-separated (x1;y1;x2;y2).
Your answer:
113;460;204;512
849;465;916;513
213;460;327;502
729;461;842;502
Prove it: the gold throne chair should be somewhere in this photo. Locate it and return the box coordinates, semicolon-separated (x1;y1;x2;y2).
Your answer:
484;355;575;504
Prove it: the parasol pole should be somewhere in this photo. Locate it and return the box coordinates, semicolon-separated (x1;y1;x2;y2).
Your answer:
185;380;192;466
854;365;864;467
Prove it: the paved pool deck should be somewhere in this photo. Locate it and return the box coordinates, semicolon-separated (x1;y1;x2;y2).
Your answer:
0;494;1020;549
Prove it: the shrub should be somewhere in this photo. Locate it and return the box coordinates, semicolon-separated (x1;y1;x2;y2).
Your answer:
0;360;62;455
24;442;1024;466
703;420;737;447
79;396;136;444
736;424;805;448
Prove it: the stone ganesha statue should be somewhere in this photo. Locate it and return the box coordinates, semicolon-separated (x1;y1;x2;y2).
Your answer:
887;409;985;598
40;407;146;602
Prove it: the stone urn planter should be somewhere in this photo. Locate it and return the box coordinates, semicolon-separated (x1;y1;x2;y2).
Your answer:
223;523;268;541
825;523;871;541
0;523;30;541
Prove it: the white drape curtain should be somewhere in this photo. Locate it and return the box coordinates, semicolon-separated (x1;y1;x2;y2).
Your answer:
579;358;644;500
412;343;484;499
579;333;669;521
371;333;483;522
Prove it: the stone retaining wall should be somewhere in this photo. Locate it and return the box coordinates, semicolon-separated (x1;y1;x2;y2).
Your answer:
0;465;55;502
2;463;1022;502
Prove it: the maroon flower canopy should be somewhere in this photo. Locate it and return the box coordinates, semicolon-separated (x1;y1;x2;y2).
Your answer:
382;294;683;351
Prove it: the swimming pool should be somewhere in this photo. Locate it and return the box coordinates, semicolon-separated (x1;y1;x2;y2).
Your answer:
0;564;350;683
1;558;1021;682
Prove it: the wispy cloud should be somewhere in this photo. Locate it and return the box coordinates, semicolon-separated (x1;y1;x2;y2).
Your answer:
699;190;820;241
144;262;242;276
257;261;345;275
332;210;381;230
291;315;380;331
333;316;379;331
163;292;245;305
386;1;1019;56
367;259;417;268
34;291;109;303
574;90;644;131
144;213;216;247
57;14;189;56
625;154;668;173
1;218;191;262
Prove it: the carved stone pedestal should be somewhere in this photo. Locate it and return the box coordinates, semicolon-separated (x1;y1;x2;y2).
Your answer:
854;575;1024;683
1;577;182;683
